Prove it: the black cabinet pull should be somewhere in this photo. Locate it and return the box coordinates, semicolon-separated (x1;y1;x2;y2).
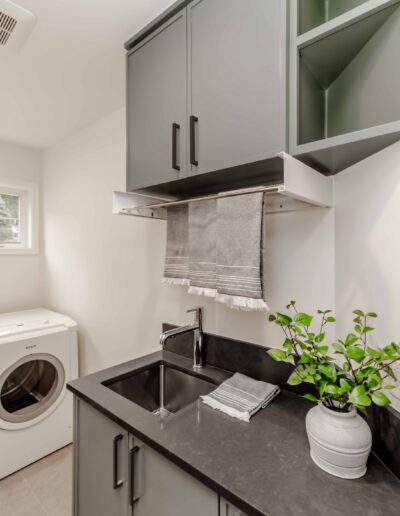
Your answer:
172;123;180;171
113;434;124;490
190;115;199;166
130;445;140;505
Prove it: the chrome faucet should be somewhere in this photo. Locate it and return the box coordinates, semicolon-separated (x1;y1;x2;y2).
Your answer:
160;307;204;371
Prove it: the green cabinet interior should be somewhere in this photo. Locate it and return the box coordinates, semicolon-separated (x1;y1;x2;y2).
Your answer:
74;398;222;516
291;0;400;173
126;0;287;196
298;0;369;34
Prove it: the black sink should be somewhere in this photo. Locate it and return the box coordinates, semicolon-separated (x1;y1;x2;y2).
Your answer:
104;362;216;417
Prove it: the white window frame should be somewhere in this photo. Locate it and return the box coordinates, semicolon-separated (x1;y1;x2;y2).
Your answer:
0;178;39;255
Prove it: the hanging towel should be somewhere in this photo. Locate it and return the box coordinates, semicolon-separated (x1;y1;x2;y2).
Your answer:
163;205;189;286
201;373;280;423
216;192;269;311
188;199;217;298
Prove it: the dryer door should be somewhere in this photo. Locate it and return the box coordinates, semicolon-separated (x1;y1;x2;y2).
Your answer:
0;353;65;424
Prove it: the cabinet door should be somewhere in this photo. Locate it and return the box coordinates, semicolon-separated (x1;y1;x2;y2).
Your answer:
74;399;130;516
127;10;187;191
188;0;287;175
220;497;248;516
131;437;218;516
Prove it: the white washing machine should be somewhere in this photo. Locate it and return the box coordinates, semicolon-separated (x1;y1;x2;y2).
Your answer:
0;309;78;479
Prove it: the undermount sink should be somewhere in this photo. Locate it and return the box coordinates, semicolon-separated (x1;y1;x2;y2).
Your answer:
104;362;216;417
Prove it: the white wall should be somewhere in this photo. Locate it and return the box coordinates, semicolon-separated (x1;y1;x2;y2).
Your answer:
42;108;335;375
335;141;400;407
0;140;43;313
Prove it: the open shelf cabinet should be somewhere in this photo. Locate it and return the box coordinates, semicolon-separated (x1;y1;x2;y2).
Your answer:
290;0;400;173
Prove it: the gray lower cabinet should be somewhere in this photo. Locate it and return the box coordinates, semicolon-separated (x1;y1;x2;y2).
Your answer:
188;0;287;175
127;10;187;191
74;398;219;516
74;398;130;516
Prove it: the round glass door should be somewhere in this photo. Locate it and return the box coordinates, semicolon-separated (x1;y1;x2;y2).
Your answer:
0;353;65;424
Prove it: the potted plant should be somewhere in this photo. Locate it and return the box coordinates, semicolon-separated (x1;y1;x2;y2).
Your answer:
267;301;400;479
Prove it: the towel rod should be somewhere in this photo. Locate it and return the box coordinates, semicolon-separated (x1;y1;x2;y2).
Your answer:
122;184;283;213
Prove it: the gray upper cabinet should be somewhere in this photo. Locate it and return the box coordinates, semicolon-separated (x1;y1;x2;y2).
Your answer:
187;0;287;176
127;10;187;191
126;0;288;194
74;398;130;516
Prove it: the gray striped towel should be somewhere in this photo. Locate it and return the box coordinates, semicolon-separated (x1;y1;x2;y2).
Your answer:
188;199;217;297
201;373;280;423
163;205;189;286
216;191;269;311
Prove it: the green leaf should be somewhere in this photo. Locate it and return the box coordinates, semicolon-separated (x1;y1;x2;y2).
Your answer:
354;324;362;333
353;309;365;317
385;366;397;381
345;346;365;363
287;370;303;386
345;333;359;347
339;379;352;393
299;353;310;364
325;384;340;395
371;391;391;407
354;405;368;416
318;364;337;382
294;312;313;327
362;326;374;334
283;355;295;365
326;316;336;323
303;394;318;403
333;343;345;354
268;314;277;322
315;345;328;354
349;385;371;407
367;374;382;389
267;349;286;362
367;347;382;359
367;312;378;318
382;384;397;390
276;313;292;326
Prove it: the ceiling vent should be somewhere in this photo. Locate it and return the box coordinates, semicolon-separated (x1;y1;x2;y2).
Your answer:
0;0;36;52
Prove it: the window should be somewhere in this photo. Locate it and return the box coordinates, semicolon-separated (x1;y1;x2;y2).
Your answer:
0;179;39;254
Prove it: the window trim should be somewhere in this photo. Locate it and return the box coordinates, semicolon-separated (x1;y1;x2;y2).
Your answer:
0;178;39;255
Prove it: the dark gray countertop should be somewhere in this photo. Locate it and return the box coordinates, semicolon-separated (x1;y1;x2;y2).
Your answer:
68;351;400;516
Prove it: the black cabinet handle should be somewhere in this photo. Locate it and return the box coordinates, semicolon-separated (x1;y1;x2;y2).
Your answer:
172;123;180;171
113;434;124;490
190;115;199;166
130;445;140;505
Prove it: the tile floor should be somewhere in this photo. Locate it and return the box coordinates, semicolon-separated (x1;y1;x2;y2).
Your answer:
0;445;72;516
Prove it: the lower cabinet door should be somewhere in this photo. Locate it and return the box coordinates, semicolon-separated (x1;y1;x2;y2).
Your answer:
131;437;219;516
220;498;248;516
75;399;130;516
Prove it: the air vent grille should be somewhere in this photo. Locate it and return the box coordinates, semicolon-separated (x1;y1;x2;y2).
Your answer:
0;11;17;45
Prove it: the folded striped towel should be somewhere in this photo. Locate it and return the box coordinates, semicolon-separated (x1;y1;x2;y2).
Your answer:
201;373;280;423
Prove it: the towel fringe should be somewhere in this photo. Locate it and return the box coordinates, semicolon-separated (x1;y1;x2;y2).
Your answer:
216;293;270;312
188;286;217;298
162;277;190;286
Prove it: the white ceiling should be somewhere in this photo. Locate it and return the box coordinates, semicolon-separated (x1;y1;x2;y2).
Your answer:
0;0;175;149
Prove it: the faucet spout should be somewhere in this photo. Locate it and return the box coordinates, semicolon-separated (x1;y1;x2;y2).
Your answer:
159;308;204;370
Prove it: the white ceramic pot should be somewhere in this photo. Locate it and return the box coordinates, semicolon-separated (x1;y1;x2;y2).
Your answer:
305;404;372;479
